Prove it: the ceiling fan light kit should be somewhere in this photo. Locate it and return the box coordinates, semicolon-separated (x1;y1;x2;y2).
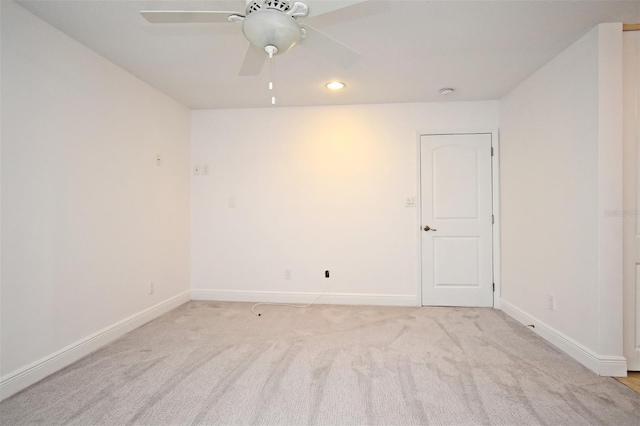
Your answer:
242;9;303;54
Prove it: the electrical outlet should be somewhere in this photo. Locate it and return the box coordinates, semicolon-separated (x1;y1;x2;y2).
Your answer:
202;164;209;175
405;196;416;207
284;269;292;280
149;282;155;295
548;294;555;311
228;197;236;208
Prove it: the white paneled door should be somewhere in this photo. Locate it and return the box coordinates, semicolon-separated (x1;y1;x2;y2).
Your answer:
420;133;494;307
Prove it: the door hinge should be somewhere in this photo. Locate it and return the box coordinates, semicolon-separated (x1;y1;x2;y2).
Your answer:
493;283;495;292
492;214;495;224
491;147;494;156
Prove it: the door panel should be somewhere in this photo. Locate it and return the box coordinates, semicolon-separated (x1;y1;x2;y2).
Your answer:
434;237;480;287
421;133;493;307
433;146;479;219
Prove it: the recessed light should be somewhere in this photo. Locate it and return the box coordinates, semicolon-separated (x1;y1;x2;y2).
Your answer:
326;81;346;90
439;87;455;96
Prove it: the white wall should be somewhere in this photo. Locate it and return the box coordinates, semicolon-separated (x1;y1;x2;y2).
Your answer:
191;102;498;305
622;31;640;370
0;0;4;393
499;23;625;375
1;1;191;397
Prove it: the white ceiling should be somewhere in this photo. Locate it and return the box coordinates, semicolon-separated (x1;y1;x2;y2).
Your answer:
16;0;640;109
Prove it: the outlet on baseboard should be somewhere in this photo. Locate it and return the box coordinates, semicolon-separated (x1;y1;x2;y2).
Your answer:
284;269;292;280
149;282;155;295
547;294;555;311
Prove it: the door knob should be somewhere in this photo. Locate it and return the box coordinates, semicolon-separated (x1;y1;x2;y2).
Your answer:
423;225;437;232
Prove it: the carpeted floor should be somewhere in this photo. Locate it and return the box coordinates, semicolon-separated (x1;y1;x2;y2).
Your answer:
1;301;639;425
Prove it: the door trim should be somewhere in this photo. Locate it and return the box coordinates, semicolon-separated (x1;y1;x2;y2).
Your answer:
416;129;501;308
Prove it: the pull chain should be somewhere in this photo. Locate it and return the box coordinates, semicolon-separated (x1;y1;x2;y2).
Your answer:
270;55;275;105
265;45;277;105
269;54;274;91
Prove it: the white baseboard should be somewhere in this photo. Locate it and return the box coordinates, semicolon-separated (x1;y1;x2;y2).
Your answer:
500;299;627;377
0;290;190;401
191;289;419;307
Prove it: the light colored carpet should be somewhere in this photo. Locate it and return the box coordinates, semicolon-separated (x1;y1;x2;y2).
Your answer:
1;301;638;425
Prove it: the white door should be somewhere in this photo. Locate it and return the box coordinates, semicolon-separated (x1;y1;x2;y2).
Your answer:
420;133;493;307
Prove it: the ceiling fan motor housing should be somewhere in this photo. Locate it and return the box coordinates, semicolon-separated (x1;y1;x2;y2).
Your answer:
242;9;302;54
246;0;291;14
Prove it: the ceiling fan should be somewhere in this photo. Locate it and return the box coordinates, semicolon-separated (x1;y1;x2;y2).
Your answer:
140;0;369;76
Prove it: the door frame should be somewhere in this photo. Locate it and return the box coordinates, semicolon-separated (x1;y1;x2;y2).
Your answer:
416;129;501;308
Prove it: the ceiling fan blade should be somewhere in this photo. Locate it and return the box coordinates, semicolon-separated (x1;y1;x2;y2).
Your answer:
239;45;267;76
305;0;366;18
308;1;390;26
140;11;241;24
299;24;361;68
